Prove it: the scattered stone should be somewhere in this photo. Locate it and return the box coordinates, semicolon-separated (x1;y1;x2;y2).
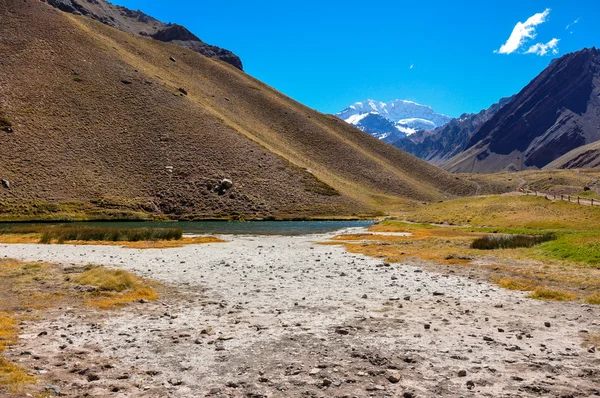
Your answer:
424;324;431;330
221;178;233;189
1;179;10;189
178;87;188;95
433;291;444;296
335;328;350;335
387;372;401;383
44;385;61;396
362;294;368;299
168;378;184;386
458;370;467;377
169;56;176;62
403;392;414;398
589;346;596;353
120;79;133;84
466;380;475;389
309;368;320;376
544;322;551;328
87;374;100;382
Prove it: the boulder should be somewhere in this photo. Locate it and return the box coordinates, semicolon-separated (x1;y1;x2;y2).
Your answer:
1;179;10;189
221;179;233;189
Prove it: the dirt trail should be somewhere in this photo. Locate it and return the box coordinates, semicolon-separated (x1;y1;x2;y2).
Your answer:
1;232;598;397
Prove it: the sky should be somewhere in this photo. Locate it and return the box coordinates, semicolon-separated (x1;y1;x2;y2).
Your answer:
112;0;599;118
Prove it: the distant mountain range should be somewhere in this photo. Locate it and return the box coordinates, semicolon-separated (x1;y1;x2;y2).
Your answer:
338;47;600;173
336;99;451;143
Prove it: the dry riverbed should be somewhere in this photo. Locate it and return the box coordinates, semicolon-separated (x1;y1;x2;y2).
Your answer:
1;230;599;397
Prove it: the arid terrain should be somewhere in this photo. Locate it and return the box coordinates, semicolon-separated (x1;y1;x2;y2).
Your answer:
1;224;598;397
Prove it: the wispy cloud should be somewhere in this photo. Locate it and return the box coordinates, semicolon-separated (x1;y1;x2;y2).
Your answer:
565;18;579;30
495;8;551;55
409;64;414;70
525;38;560;56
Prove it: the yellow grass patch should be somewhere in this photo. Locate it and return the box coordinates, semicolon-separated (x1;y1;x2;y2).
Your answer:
0;258;160;393
527;288;577;301
0;358;36;394
0;312;36;393
326;219;600;304
495;277;538;291
0;234;224;248
71;267;159;309
585;293;600;305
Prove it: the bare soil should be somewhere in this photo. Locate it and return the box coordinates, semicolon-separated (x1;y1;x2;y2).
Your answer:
1;230;598;397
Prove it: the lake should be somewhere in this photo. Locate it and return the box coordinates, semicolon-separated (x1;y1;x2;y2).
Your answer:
0;220;375;236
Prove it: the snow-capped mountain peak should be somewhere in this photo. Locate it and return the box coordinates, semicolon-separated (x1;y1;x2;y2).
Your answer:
337;99;451;143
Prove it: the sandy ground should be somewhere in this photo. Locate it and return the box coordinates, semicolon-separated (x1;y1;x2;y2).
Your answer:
1;230;599;398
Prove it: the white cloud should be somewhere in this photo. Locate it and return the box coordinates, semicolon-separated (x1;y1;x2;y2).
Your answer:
409;64;414;69
495;8;551;55
565;18;579;30
525;38;560;56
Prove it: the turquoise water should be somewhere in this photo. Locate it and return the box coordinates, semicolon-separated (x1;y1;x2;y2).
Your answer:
0;220;375;236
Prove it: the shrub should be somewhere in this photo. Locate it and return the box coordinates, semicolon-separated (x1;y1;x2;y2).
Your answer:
471;233;556;250
38;226;182;243
0;225;182;243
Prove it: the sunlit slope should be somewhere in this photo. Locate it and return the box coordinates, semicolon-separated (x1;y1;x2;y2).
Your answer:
0;1;478;219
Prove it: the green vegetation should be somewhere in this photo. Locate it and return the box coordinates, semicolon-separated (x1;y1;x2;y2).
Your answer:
0;225;182;243
38;226;182;243
0;199;155;222
404;195;600;230
537;233;600;266
472;233;556;250
328;195;600;305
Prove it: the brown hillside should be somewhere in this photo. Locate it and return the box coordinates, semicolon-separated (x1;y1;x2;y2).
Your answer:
0;0;478;220
544;141;600;170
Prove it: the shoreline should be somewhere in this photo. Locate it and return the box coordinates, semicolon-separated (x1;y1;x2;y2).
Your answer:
0;232;598;397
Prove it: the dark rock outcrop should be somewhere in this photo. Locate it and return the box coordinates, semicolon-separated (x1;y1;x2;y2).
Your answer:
392;97;514;165
443;47;600;173
42;0;243;70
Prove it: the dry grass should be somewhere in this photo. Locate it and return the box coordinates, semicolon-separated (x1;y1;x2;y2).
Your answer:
585;293;600;305
0;1;487;225
402;195;600;230
0;258;159;392
70;267;159;309
0;232;224;248
527;288;577;301
326;215;600;304
0;358;36;394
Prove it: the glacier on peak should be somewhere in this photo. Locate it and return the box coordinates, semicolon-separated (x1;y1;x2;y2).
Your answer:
337;99;451;144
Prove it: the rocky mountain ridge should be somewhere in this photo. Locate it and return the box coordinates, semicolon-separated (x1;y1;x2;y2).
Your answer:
443;47;600;173
42;0;243;70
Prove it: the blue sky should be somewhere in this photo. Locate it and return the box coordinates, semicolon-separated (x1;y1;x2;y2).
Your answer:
113;0;598;118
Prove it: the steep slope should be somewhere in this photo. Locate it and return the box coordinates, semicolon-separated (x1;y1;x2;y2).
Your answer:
0;0;478;220
393;97;514;165
337;99;451;143
544;141;600;169
443;48;600;173
42;0;243;70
